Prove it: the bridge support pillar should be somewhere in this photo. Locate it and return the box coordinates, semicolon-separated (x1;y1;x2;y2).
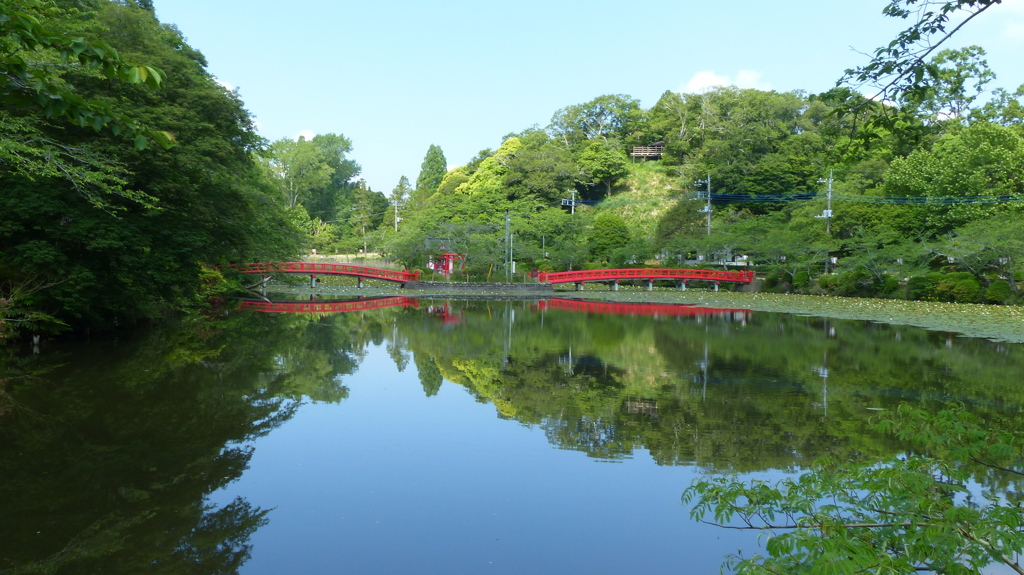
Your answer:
714;281;720;292
310;274;318;288
357;277;364;289
576;282;585;291
610;281;619;291
645;280;654;291
677;280;687;291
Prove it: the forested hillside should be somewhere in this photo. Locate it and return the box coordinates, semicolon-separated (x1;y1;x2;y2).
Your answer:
372;56;1024;303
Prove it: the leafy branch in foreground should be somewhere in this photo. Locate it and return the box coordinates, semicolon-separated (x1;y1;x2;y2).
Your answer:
682;405;1024;574
1;1;175;150
841;0;1001;106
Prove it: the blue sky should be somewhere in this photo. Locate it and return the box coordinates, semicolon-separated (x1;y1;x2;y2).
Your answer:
153;0;1024;193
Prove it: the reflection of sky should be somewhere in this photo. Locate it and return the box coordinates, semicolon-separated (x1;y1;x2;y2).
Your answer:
208;345;773;574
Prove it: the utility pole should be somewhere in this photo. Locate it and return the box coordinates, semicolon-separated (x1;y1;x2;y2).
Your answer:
505;211;511;282
560;189;578;215
694;173;712;236
816;169;834;235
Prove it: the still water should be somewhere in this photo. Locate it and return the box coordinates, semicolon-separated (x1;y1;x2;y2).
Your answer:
2;296;1022;574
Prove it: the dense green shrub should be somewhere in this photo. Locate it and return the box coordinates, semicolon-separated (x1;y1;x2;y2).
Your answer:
793;270;810;288
946;278;982;303
908;272;982;303
938;273;982;303
985;280;1013;304
880;275;903;298
907;273;943;301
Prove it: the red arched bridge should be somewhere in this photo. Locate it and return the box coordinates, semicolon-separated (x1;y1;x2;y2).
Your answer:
536;268;755;291
226;263;752;290
226;262;419;287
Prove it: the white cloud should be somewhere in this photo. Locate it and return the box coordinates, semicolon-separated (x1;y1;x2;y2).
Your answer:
683;69;772;93
865;93;898;108
295;129;316;141
213;77;234;91
734;70;771;90
684;71;731;93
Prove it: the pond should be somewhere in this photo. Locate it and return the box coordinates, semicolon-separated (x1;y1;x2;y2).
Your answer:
2;295;1022;574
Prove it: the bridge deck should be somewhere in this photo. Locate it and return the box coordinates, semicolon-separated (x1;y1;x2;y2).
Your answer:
228;262;419;283
538;268;754;285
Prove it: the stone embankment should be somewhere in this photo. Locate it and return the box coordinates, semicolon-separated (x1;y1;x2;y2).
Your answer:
403;281;553;293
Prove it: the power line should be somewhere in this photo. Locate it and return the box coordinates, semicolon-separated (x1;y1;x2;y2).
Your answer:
572;192;1024;206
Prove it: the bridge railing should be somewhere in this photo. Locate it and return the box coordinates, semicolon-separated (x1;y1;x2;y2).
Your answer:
227;262;419;283
537;268;754;285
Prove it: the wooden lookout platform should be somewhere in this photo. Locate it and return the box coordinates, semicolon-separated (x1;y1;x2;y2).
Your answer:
630;145;664;160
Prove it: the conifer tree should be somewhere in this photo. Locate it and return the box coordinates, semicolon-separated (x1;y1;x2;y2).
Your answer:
413;144;447;204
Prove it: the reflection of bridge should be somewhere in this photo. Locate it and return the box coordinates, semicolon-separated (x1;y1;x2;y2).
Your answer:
238;296;419;314
535;298;751;319
537;268;754;291
227;262;419;287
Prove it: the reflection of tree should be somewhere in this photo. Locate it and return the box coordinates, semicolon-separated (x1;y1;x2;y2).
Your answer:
394;300;1024;474
0;306;377;574
415;354;443;397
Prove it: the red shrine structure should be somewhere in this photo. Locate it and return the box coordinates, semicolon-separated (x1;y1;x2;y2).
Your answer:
427;252;463;277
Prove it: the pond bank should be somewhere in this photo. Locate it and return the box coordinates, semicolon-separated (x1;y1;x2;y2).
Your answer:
259;284;1024;342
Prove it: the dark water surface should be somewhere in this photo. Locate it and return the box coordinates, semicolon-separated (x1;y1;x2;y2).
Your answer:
2;296;1023;574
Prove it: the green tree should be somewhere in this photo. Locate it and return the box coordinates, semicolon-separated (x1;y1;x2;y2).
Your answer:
0;0;174;215
883;122;1024;230
307;133;360;220
589;213;630;261
684;404;1024;574
577;140;629;197
503;129;575;202
385;175;412;232
548;94;642;148
913;46;996;123
0;0;173;151
413;144;447;204
0;0;301;335
975;84;1024;129
262;136;335;209
940;218;1024;293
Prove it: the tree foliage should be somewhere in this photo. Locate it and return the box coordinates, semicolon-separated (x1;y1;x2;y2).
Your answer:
413;143;447;204
840;0;1003;114
684;404;1024;574
0;0;302;335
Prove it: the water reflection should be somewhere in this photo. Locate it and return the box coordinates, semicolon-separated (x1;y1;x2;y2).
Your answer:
2;297;1023;574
